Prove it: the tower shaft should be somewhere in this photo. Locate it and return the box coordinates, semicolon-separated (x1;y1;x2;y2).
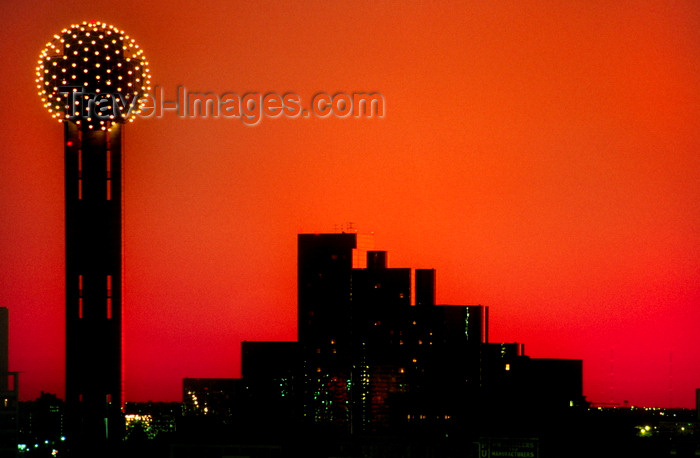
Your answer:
64;121;123;442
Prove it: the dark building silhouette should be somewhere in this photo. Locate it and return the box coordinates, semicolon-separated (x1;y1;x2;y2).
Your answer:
237;232;588;443
180;378;245;445
0;308;8;392
18;392;65;447
414;268;436;307
481;342;525;396
244;233;496;435
123;402;179;441
296;233;374;428
0;307;18;457
182;232;665;457
240;341;302;422
297;233;373;358
182;378;238;418
349;254;489;432
518;358;585;409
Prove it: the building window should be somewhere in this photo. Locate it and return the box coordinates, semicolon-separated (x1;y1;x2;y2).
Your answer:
106;275;112;319
77;147;83;200
105;148;111;200
78;275;83;319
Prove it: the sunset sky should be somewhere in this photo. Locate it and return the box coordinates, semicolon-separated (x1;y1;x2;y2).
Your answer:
1;1;698;408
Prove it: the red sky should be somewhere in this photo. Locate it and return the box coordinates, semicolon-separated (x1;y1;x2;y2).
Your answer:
1;1;699;408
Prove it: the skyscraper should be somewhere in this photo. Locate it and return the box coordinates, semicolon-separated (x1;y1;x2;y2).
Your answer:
296;233;374;426
35;21;151;444
237;231;585;448
297;232;374;353
295;233;489;433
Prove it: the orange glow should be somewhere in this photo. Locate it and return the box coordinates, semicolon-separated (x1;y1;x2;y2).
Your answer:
0;1;699;409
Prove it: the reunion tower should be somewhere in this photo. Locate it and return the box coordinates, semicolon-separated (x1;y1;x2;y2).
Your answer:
35;21;151;444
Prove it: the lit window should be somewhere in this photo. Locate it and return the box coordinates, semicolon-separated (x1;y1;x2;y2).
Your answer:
105;148;111;200
78;275;83;319
106;275;113;319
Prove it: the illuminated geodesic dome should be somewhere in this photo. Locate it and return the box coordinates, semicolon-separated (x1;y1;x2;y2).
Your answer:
36;20;151;130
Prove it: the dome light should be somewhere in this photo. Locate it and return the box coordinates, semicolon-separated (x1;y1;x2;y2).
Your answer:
36;21;151;130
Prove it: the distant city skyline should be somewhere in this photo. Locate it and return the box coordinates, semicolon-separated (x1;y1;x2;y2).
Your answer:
176;232;587;447
1;1;698;409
